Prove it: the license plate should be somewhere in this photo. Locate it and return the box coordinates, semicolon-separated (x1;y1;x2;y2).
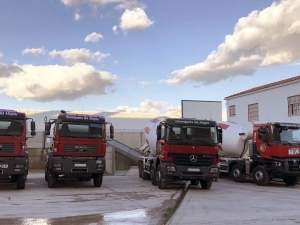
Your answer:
74;163;86;167
0;164;8;168
187;168;200;172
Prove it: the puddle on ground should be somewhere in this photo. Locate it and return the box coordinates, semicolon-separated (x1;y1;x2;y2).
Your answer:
0;209;152;225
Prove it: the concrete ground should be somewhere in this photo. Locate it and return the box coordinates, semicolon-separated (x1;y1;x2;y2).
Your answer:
2;169;300;225
0;167;183;225
167;177;300;225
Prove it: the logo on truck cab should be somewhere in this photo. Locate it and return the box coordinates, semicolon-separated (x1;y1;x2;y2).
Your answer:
75;145;88;152
190;155;197;163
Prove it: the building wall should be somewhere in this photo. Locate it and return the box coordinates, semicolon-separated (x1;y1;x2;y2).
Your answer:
226;82;300;127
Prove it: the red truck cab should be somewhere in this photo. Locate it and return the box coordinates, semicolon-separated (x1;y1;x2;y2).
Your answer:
44;110;114;188
0;109;36;189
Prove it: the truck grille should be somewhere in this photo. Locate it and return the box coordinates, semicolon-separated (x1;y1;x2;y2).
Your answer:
287;159;300;172
0;143;15;153
64;144;97;153
169;153;214;167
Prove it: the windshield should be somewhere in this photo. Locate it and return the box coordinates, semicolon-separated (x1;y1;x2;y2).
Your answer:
0;119;24;136
167;125;217;144
58;122;104;138
272;126;300;144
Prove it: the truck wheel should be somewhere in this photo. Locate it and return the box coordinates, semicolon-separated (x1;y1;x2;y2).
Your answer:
138;161;142;178
45;168;49;181
157;165;167;189
48;171;57;188
142;166;150;180
231;164;246;182
150;164;157;186
191;180;200;186
17;175;25;189
93;174;103;187
200;179;212;189
283;176;299;186
253;165;270;186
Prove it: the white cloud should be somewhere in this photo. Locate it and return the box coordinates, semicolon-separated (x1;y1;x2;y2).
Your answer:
49;48;109;64
92;51;110;61
114;99;180;114
60;0;123;7
166;0;300;85
112;25;118;34
114;60;118;65
138;81;151;88
0;63;23;78
74;10;81;20
119;8;153;33
84;32;103;42
0;63;116;101
22;47;45;56
0;52;3;58
115;0;145;10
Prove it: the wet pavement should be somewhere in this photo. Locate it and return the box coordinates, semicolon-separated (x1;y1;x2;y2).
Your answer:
0;167;184;225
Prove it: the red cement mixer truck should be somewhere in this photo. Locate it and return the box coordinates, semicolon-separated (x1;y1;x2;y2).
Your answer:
218;121;300;186
138;117;223;189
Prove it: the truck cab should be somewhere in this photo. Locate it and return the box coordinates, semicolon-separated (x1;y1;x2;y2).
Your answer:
44;110;114;188
0;109;35;189
139;117;222;190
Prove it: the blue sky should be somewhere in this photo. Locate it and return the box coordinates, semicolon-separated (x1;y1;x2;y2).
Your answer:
0;0;299;118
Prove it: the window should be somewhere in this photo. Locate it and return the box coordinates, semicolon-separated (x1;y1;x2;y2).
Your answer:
248;103;259;122
229;105;236;117
288;95;300;116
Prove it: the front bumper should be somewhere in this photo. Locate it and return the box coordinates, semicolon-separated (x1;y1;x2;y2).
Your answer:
160;162;219;181
0;157;28;178
272;158;300;177
48;156;106;174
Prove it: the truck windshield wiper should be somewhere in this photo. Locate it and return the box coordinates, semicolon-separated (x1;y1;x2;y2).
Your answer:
282;140;292;146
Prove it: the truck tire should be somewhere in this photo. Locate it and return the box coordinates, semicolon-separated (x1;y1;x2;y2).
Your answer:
93;174;103;187
17;175;25;189
142;166;150;180
48;171;57;188
138;161;142;178
157;164;167;189
150;164;157;186
231;164;246;182
191;180;200;186
200;179;212;189
253;165;270;186
45;168;49;181
283;176;299;186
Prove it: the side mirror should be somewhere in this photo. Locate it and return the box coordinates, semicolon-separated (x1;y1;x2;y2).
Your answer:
45;122;52;136
157;130;161;140
31;121;36;132
217;127;223;144
31;131;36;136
109;125;114;139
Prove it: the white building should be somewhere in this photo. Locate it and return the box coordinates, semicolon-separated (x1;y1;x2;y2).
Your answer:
225;75;300;127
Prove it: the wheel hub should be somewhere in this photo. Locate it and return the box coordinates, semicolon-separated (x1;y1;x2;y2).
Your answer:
233;169;240;178
255;170;264;181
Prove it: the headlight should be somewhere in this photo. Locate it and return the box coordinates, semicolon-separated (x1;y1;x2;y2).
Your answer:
210;167;219;173
15;164;24;169
274;161;282;167
167;166;176;172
